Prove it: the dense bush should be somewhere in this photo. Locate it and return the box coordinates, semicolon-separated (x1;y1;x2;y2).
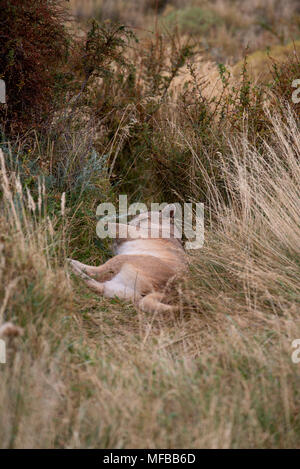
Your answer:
0;0;71;134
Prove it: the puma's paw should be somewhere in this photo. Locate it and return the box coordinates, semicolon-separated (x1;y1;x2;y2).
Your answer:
67;259;91;281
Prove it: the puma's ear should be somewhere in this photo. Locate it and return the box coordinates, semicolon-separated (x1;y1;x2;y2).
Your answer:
162;204;176;219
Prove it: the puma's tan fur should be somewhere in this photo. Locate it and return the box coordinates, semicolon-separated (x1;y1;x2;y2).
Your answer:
68;206;187;313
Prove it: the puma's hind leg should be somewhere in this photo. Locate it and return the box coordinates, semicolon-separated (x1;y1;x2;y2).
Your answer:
67;259;111;280
68;259;105;293
138;292;179;313
67;257;126;282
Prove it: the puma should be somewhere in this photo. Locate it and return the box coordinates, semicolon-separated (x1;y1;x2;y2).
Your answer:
68;205;187;313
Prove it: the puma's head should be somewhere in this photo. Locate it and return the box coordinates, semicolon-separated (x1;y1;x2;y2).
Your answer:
129;204;181;239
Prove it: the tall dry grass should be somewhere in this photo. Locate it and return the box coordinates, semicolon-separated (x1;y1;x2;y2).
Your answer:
0;101;299;447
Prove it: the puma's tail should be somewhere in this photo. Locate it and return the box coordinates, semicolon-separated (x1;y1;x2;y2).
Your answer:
138;292;179;313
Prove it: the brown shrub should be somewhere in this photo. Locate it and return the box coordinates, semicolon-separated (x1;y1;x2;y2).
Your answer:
0;0;70;135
